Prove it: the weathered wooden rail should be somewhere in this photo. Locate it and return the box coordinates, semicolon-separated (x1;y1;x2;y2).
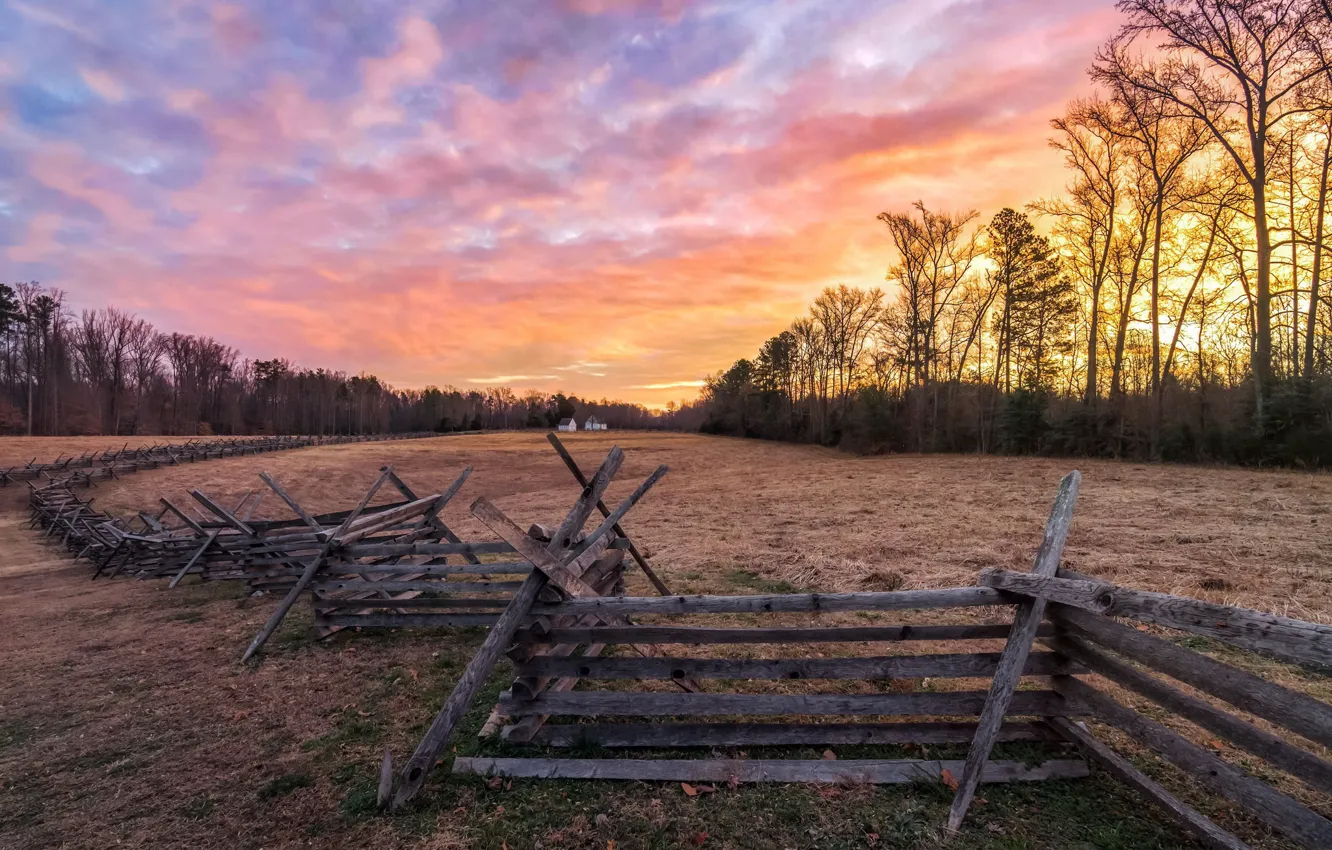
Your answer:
4;432;436;488
21;431;441;568
384;466;1332;850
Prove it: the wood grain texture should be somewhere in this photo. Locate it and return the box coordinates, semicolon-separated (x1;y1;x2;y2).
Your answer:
452;757;1089;784
495;689;1084;717
949;470;1080;831
1053;605;1332;750
1055;676;1332;850
1048;634;1332;795
984;568;1332;670
1047;717;1249;850
516;651;1077;681
527;721;1059;748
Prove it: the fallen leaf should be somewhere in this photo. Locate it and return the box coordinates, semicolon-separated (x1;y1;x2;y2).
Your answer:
726;774;739;790
941;769;959;792
232;710;248;721
866;833;879;845
822;749;837;760
681;782;698;797
487;777;503;791
1206;737;1224;750
408;668;419;682
495;805;505;815
695;784;716;794
986;823;1005;834
817;787;841;799
595;813;609;828
691;832;708;846
976;796;988;805
607;842;615;850
505;779;512;791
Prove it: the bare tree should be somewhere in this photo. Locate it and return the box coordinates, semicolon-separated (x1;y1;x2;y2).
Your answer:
1036;97;1125;403
1103;0;1332;417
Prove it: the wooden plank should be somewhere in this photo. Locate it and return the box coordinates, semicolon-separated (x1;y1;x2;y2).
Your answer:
529;721;1060;748
495;689;1083;718
335;495;442;545
391;447;630;807
159;498;206;535
949;470;1080;831
240;468;395;663
337;541;519;558
189;489;257;536
320;563;534;576
518;651;1077;681
1047;717;1249;850
1055;677;1332;849
983;568;1332;671
528;587;1006;617
168;529;220;589
259;472;325;535
516;624;1049;645
552;447;624;548
1053;605;1332;750
310;579;525;594
471;499;602;598
546;432;673;596
1049;633;1332;795
322;613;500;629
453;757;1089;784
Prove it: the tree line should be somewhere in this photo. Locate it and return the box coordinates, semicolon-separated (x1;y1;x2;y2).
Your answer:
700;1;1332;466
0;282;668;437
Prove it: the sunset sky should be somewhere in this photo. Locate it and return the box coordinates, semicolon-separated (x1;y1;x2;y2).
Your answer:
0;0;1121;407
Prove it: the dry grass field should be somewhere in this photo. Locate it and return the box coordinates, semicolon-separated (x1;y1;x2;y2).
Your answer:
1;431;1330;849
0;434;253;470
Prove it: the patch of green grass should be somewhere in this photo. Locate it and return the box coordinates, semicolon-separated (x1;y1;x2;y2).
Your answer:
180;794;214;821
382;768;1192;850
0;718;34;752
257;772;313;801
725;569;801;595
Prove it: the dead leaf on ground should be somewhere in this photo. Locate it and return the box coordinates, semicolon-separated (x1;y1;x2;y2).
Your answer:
941;768;959;791
682;782;698;797
486;777;503;790
691;832;708;845
822;749;836;760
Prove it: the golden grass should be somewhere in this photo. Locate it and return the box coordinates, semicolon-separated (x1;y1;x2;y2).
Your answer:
0;434;251;469
1;431;1330;848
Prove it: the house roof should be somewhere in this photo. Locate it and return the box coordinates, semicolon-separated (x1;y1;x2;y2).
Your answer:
558;418;575;426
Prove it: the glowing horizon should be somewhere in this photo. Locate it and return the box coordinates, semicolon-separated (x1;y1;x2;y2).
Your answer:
0;0;1120;407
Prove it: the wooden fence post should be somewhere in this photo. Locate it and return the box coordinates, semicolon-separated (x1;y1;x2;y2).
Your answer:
947;470;1080;831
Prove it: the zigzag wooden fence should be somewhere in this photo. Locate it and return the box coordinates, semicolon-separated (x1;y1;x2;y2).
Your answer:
27;434;686;665
22;431;440;567
382;461;1332;850
4;432;437;488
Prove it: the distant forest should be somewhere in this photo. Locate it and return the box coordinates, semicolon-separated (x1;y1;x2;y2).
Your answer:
699;1;1332;467
0;281;667;437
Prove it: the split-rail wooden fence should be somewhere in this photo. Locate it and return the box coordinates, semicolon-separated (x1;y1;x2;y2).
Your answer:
383;458;1332;850
21;434;1332;847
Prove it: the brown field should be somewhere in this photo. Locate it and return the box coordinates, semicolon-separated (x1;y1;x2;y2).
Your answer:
0;434;252;469
1;432;1330;850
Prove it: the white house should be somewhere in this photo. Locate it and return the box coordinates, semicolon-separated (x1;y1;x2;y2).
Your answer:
584;415;608;431
556;417;577;432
